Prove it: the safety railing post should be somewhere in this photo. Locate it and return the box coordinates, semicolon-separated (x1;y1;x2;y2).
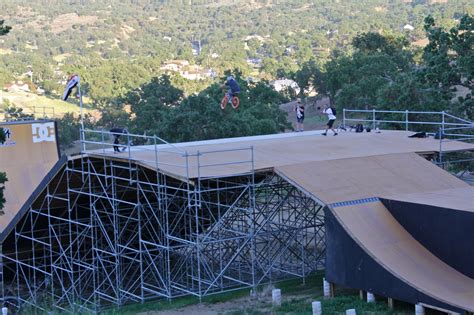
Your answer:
439;126;443;168
372;109;376;129
101;130;105;154
81;129;86;153
441;111;445;135
343;109;346;127
127;133;131;160
405;110;409;131
154;135;159;171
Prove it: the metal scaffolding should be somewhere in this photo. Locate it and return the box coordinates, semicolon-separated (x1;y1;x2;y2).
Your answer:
1;131;325;314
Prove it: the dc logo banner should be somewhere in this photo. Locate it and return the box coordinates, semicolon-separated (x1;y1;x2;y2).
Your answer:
32;123;55;143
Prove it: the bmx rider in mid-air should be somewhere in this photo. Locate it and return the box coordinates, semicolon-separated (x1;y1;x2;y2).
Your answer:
221;76;241;109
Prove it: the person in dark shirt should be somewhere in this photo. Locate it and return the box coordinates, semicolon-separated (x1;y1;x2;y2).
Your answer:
110;128;128;152
223;76;241;101
294;98;305;132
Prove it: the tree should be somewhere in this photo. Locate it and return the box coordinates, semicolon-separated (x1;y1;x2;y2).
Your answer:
126;75;183;135
0;20;11;36
416;14;473;120
96;99;131;130
126;72;289;142
288;60;319;98
2;101;34;121
0;172;7;215
56;113;96;151
0;128;5;144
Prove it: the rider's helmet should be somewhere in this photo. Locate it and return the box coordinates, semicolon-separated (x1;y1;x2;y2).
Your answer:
227;75;234;81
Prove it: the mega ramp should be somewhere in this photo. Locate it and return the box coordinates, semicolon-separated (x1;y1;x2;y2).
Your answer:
275;152;474;312
326;200;474;313
0;121;59;231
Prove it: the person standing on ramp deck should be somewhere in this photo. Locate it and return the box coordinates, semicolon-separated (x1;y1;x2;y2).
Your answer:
294;98;305;132
322;105;338;136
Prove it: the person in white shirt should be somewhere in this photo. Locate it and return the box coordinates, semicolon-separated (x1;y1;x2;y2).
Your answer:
322;105;338;136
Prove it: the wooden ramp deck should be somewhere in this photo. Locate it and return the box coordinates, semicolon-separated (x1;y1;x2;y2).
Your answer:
86;130;474;180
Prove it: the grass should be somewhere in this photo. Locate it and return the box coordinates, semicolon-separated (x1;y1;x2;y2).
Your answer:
0;91;95;117
98;273;414;315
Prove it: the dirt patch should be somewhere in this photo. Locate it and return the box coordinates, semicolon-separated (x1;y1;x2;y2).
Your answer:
137;285;318;315
50;13;99;34
0;48;13;55
452;84;470;100
120;24;136;40
53;53;72;62
412;38;429;48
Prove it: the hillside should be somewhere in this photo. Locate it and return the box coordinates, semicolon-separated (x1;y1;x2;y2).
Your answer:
0;0;472;101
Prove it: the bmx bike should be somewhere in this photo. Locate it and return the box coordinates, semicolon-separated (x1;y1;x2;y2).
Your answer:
220;92;240;110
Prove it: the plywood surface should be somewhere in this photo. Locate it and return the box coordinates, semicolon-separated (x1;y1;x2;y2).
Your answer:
333;201;474;311
275;153;469;204
87;130;474;179
384;187;474;212
0;121;59;232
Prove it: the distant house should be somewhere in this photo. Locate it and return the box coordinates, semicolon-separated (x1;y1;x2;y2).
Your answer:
403;24;415;31
4;81;30;93
180;71;204;81
179;64;213;81
161;63;180;71
244;35;265;42
271;79;301;95
160;60;190;72
246;58;262;68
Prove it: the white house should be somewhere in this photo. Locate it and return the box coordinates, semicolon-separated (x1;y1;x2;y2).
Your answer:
4;82;30;93
403;24;415;31
160;60;190;72
271;79;301;95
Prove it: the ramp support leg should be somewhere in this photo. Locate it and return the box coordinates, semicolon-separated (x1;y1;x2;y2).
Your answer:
387;297;394;309
415;304;425;315
330;282;335;298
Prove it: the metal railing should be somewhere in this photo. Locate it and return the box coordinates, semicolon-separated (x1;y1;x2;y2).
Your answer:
0;105;56;121
80;129;255;180
438;124;474;167
342;108;474;169
27;106;55;119
342;109;472;133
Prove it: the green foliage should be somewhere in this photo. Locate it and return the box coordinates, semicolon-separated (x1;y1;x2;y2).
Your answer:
323;34;412;109
2;101;35;121
0;127;5;144
125;75;183;135
1;0;472;100
57;113;95;150
138;72;290;142
106;71;288;142
305;15;472;123
0;20;11;36
95;99;130;130
0;172;7;215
